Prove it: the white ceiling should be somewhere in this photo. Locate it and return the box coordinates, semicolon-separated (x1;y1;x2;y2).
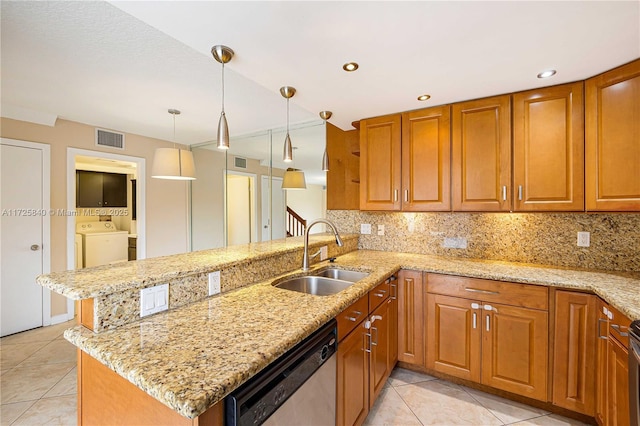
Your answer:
2;1;639;186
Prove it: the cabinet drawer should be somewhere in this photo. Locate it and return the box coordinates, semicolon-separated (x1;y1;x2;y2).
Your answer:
607;303;632;348
337;294;368;342
426;274;548;310
369;280;390;312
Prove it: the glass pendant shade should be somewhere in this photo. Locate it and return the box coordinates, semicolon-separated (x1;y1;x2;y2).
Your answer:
282;168;306;189
217;111;229;149
322;148;329;171
151;148;196;180
283;133;293;162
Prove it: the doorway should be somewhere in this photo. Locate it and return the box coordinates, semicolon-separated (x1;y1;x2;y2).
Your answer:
1;138;51;336
261;176;286;241
224;171;257;246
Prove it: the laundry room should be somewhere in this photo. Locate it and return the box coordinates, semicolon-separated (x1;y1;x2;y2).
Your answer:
74;155;138;269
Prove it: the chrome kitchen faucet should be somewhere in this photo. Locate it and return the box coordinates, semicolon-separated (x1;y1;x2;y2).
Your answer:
302;219;343;271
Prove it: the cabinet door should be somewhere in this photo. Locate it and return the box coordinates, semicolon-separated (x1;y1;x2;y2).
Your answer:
596;299;609;426
327;124;360;210
337;322;369;426
552;291;597;415
513;82;585;211
359;114;402;210
452;95;511;211
586;59;640;211
76;171;104;208
397;270;424;366
369;300;390;408
481;303;548;401
426;294;481;382
606;337;629;426
401;106;451;211
102;173;127;207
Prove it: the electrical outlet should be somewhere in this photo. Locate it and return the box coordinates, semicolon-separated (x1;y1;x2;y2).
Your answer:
443;237;468;249
208;271;221;296
140;283;169;317
319;246;328;260
360;224;372;234
577;232;590;247
377;224;385;236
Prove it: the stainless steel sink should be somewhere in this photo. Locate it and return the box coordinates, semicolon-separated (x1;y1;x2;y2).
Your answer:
274;276;354;296
313;268;369;282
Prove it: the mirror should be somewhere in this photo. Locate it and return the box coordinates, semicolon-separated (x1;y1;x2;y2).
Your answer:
190;121;327;250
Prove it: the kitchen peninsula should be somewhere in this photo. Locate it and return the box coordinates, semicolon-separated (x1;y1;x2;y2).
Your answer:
38;234;640;425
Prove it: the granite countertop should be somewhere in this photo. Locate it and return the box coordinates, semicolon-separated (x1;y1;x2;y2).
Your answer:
64;250;640;419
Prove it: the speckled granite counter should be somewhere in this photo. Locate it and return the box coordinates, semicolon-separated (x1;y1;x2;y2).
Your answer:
62;250;640;419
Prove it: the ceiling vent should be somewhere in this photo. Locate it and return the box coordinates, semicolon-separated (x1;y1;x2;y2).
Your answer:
95;128;125;150
234;156;247;169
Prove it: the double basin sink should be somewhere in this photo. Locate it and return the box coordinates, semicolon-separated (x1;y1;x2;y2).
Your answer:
274;268;369;296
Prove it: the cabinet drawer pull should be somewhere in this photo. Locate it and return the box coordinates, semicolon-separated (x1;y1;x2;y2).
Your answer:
597;318;608;340
502;185;507;201
390;283;397;300
345;310;362;322
374;290;387;298
611;323;629;337
465;288;499;295
518;185;523;201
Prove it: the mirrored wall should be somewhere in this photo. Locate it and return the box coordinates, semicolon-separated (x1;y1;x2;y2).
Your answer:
190;121;328;250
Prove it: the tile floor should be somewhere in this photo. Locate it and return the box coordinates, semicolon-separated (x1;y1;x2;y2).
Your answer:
1;322;588;426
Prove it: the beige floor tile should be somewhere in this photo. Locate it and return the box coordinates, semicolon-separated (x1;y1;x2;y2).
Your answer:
0;400;36;426
388;367;437;387
0;342;49;370
464;386;549;424
11;395;76;426
1;362;75;404
20;339;76;366
43;367;77;398
365;386;421;426
510;413;589;425
395;380;503;425
0;321;72;346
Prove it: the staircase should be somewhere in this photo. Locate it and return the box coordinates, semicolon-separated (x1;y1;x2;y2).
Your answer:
286;206;306;237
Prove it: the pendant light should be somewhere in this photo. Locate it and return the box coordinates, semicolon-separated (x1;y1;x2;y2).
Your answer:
319;111;332;172
211;45;234;150
280;86;296;162
151;109;196;180
282;148;307;190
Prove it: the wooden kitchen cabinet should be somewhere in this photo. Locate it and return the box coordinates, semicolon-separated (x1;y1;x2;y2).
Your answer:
369;297;391;408
397;270;424;366
401;106;451;211
337;319;370;426
452;95;512;211
327;123;360;210
586;59;640;211
425;274;548;401
607;335;630;426
512;82;585;211
552;291;597;416
359;114;402;210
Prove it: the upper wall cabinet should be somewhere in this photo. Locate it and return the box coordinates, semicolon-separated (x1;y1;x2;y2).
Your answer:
401;106;451;211
586;59;640;211
512;82;585;211
327;124;360;210
452;95;512;211
76;170;127;208
359;114;402;210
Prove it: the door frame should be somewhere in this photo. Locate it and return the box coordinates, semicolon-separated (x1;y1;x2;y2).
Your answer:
261;175;285;242
0;138;52;326
223;170;257;246
66;147;146;279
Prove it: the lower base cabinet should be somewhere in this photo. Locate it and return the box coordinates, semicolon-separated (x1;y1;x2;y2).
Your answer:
336;320;370;426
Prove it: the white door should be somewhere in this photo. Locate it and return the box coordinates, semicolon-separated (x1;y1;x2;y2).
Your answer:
1;143;46;336
261;176;285;241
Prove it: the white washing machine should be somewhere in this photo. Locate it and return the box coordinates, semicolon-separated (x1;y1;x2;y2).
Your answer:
76;222;128;268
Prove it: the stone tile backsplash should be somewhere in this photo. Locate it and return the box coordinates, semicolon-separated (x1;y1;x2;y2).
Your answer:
327;210;640;272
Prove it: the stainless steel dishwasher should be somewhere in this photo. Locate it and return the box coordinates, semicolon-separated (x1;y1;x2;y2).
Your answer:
225;319;337;426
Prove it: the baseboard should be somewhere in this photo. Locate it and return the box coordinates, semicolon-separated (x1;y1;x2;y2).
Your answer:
50;312;74;325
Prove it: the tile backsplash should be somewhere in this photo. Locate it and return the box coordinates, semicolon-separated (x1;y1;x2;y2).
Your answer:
327;210;640;272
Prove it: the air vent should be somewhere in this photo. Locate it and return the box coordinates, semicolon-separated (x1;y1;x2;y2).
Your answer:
95;129;125;150
234;157;247;169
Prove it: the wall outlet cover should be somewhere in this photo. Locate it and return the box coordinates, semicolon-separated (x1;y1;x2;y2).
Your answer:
443;237;468;249
360;224;372;234
208;271;221;296
377;224;385;236
577;232;590;247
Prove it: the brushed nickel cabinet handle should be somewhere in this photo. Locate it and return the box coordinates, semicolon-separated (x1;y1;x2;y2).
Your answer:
502;186;507;201
611;323;629;337
597;318;608;340
394;189;398;202
345;310;362;322
473;312;477;329
465;288;499;295
486;315;491;331
518;185;523;201
404;189;409;202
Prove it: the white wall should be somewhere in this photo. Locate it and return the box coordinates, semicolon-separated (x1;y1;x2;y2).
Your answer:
287;184;327;233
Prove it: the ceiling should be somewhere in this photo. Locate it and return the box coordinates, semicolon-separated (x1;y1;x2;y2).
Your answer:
2;1;639;185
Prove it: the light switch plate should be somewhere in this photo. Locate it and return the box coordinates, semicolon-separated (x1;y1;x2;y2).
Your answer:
377;224;385;236
140;283;169;317
208;271;221;296
360;224;372;234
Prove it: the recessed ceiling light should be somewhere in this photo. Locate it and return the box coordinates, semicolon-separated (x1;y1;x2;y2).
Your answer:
417;94;431;101
537;69;557;79
343;62;359;72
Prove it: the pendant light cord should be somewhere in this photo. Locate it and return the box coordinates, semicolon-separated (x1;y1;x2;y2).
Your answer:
221;62;225;113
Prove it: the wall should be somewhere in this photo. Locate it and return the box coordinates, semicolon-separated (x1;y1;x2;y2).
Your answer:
1;117;191;316
286;184;327;233
327;210;640;272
